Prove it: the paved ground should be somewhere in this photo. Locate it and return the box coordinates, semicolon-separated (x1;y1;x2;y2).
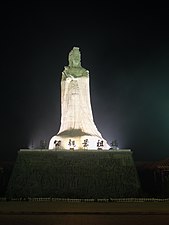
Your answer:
0;201;169;225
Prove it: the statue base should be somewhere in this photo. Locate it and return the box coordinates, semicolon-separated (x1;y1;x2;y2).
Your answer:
6;149;141;198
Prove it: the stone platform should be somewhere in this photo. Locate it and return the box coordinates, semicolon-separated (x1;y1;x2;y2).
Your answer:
6;149;141;198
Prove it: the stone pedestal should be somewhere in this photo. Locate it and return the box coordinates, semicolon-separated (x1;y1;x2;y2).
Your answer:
6;149;141;198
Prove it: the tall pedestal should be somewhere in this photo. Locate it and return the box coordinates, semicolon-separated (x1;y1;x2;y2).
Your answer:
6;149;141;198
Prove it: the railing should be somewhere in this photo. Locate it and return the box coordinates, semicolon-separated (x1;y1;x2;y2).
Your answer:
1;197;169;202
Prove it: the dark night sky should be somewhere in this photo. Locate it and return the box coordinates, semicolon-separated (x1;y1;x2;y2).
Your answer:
1;2;169;161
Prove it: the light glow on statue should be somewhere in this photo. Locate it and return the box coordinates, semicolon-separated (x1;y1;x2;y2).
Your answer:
49;47;110;150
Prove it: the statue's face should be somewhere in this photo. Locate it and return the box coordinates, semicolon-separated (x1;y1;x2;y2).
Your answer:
72;54;80;67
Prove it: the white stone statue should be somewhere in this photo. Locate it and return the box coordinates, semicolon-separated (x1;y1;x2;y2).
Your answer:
49;47;110;150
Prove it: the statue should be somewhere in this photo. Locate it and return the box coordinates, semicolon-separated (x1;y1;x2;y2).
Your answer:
49;47;110;150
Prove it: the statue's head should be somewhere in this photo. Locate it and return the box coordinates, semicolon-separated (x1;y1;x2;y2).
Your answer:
68;47;81;68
